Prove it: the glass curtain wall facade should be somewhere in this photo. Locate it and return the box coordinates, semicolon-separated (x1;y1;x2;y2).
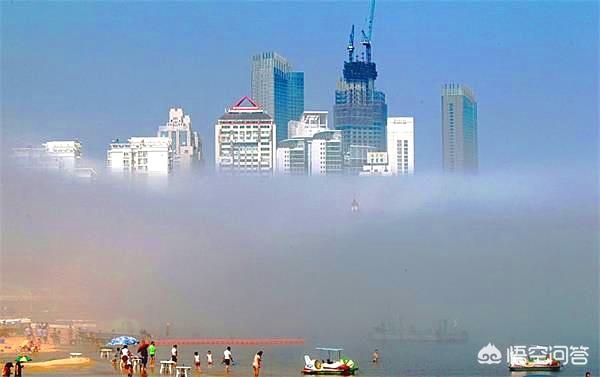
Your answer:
334;61;387;174
442;84;478;173
252;52;304;145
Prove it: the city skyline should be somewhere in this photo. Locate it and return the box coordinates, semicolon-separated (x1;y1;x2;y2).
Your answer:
1;1;597;174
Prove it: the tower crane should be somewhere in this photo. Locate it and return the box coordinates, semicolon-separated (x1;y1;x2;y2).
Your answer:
348;24;355;62
360;0;376;63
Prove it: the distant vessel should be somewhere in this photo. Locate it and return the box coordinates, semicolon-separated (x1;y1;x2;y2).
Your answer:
370;318;468;343
508;352;561;371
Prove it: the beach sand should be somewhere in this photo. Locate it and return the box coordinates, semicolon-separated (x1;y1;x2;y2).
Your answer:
0;336;60;354
24;356;92;370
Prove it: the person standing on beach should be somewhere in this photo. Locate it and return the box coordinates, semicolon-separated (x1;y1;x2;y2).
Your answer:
148;341;156;367
121;345;130;370
206;350;213;367
138;341;149;371
171;344;178;366
194;351;202;372
252;350;263;377
223;346;233;373
13;362;22;377
2;362;13;377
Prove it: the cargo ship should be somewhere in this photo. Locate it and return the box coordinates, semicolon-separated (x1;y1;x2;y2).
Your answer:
370;318;468;343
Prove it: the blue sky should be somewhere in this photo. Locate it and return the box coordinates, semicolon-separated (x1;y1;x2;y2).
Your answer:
1;1;598;173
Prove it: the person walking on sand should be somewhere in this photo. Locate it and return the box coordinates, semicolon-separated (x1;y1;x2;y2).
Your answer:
206;350;213;367
252;350;263;377
223;346;233;373
194;351;202;372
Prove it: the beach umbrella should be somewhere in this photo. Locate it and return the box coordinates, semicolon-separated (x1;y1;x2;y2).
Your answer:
15;356;32;363
107;336;139;346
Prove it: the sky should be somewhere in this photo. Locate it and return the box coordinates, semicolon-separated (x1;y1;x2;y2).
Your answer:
1;0;598;173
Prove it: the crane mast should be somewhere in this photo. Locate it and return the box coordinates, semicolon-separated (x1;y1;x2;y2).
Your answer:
360;0;376;63
348;25;355;62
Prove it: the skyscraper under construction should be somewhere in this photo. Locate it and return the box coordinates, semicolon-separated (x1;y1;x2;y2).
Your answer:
333;0;387;173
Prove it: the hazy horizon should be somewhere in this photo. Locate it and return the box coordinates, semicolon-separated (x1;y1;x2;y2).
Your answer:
1;164;597;348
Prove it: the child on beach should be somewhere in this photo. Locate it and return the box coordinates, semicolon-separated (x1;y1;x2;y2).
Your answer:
206;350;213;367
125;357;133;377
194;351;202;371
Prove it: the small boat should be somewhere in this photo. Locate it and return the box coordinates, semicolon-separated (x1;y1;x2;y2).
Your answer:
302;347;358;375
508;353;561;371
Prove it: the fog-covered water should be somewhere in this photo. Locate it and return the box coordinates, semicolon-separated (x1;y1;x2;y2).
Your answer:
1;166;598;376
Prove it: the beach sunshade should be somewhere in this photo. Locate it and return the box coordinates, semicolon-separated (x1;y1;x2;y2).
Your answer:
107;336;139;346
16;356;32;362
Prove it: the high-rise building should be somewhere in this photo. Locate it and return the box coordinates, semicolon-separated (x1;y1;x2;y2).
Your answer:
387;117;415;175
107;137;172;175
215;96;276;175
442;84;478;173
276;139;308;175
12;140;82;172
157;108;202;168
288;111;329;139
276;111;342;176
334;0;386;174
251;52;304;144
333;42;387;173
310;130;343;175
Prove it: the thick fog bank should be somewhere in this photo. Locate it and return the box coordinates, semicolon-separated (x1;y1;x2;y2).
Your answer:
1;167;597;347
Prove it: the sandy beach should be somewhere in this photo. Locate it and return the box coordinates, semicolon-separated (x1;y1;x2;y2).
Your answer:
0;336;60;354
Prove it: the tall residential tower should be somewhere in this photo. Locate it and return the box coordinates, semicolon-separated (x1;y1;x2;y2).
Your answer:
441;84;478;173
251;52;304;145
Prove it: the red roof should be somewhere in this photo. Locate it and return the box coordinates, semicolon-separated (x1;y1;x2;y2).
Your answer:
231;95;261;111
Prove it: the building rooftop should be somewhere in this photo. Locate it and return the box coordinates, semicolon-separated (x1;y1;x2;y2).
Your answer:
219;96;273;121
219;112;272;121
442;84;475;101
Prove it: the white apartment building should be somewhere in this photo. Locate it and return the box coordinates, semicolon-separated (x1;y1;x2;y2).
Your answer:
288;111;329;138
309;130;343;175
157;107;202;168
276;129;342;176
387;117;415;175
215;96;276;175
12;140;82;172
360;151;392;176
107;137;172;175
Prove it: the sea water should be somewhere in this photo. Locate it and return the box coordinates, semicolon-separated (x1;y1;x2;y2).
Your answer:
14;341;597;377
